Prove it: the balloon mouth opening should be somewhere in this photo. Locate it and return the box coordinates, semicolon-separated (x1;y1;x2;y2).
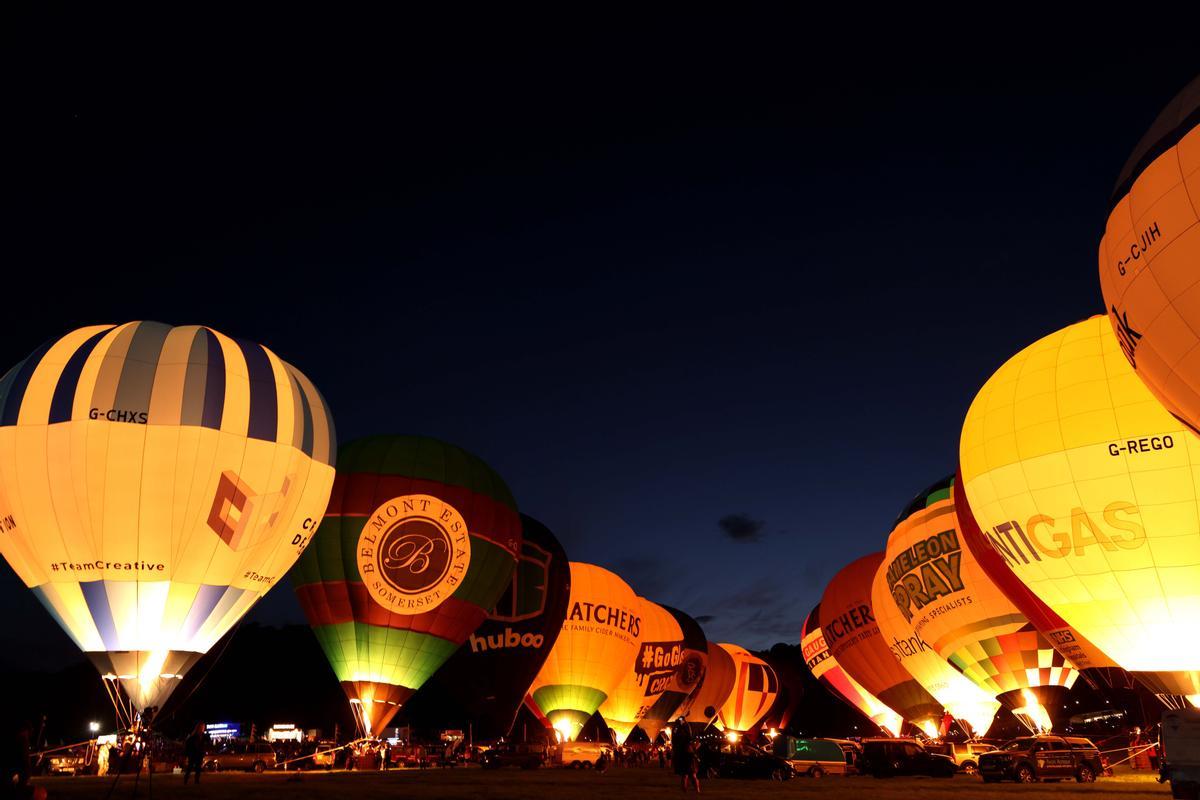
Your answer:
1013;689;1053;733
919;720;939;739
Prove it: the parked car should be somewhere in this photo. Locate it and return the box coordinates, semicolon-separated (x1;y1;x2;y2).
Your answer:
977;734;1103;783
703;744;793;780
772;736;853;777
925;740;997;774
860;738;956;778
204;740;278;772
481;743;547;770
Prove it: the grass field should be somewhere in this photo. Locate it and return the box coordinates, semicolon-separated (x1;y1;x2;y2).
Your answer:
34;766;1174;800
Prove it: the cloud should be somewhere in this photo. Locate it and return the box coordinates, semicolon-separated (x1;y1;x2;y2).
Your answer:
718;513;765;542
694;615;715;624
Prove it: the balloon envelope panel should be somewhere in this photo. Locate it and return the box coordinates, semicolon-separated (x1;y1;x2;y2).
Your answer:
291;435;521;735
821;552;944;729
422;514;571;741
526;562;641;741
800;604;902;735
1099;77;1200;431
961;316;1200;699
0;322;336;712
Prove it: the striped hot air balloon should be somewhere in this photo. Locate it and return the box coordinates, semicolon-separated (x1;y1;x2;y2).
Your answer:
800;604;903;736
717;644;778;735
0;322;336;721
291;435;521;736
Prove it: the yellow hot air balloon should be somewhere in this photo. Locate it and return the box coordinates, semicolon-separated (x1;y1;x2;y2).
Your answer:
873;483;1002;736
717;644;778;735
0;322;335;725
527;562;641;741
599;597;685;744
961;316;1200;705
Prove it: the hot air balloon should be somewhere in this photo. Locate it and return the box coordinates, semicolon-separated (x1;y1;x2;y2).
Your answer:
717;644;779;736
291;435;521;736
0;322;336;728
639;605;707;742
821;553;944;736
684;641;736;730
800;605;903;736
955;466;1134;691
599;598;685;744
876;478;1065;736
1099;76;1200;432
883;479;1080;734
759;647;805;733
960;316;1200;706
419;514;570;741
526;562;641;741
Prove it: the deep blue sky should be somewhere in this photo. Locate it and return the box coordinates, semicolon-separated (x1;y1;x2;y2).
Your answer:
5;13;1198;666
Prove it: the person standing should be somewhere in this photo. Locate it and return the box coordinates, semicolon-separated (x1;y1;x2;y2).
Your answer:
182;723;208;785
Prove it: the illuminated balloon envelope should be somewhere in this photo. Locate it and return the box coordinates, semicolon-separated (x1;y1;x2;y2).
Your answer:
801;604;902;736
960;316;1200;705
821;553;945;735
526;562;641;741
639;604;708;742
717;644;778;734
684;641;736;729
422;514;571;741
880;478;1079;732
599;598;685;745
954;467;1134;692
1099;76;1200;432
291;435;522;736
874;480;1013;736
0;322;336;724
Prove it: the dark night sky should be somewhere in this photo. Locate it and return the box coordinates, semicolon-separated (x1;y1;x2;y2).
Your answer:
5;13;1198;667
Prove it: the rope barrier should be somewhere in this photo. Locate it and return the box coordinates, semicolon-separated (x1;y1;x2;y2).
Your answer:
274;737;372;769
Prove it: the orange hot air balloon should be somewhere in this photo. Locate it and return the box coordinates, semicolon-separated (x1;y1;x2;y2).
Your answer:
874;518;1000;734
801;605;902;736
716;644;778;734
878;478;1078;735
684;641;736;728
821;553;944;734
599;598;685;744
1099;76;1200;431
960;316;1200;704
526;562;641;741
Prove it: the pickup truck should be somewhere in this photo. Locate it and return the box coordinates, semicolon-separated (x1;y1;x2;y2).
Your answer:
977;734;1102;783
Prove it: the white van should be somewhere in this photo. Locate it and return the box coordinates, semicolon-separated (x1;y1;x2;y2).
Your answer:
772;737;854;777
